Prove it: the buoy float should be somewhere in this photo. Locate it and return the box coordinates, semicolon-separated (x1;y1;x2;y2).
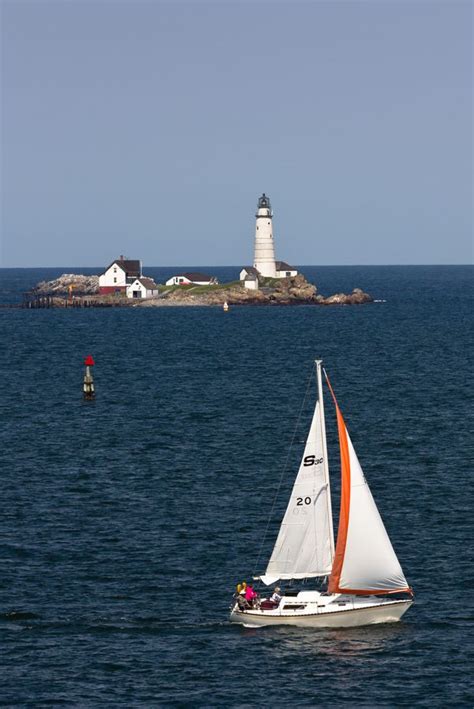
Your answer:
83;355;95;400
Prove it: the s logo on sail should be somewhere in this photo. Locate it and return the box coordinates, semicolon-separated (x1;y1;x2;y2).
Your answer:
303;456;323;467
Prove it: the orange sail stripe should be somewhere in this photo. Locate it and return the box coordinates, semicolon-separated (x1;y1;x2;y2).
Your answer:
328;404;351;594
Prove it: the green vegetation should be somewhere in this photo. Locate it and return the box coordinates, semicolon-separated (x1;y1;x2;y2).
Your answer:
157;280;242;295
157;284;183;294
188;280;242;294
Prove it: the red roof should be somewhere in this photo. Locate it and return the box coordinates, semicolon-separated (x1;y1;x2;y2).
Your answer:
176;272;214;282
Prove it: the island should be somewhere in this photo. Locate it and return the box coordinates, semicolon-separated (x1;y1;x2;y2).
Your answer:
25;272;373;308
23;195;375;308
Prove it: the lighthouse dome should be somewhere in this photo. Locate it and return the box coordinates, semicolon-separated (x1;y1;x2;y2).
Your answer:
257;193;272;210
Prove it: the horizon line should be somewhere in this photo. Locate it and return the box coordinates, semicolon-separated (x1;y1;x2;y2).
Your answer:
0;263;473;270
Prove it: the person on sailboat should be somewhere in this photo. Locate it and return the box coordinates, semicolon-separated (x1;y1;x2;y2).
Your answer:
236;589;250;610
270;587;282;605
245;584;258;608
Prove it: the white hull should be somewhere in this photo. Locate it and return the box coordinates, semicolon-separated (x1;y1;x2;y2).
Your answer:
230;598;412;629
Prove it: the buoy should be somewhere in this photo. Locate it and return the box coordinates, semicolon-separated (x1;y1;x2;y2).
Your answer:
83;355;95;400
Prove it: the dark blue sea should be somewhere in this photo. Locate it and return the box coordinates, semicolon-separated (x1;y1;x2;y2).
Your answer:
0;265;472;706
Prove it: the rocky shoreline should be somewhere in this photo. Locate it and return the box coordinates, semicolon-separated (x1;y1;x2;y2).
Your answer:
27;273;373;307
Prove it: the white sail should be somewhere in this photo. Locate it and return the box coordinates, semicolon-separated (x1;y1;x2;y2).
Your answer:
261;399;334;585
339;432;408;591
330;417;409;594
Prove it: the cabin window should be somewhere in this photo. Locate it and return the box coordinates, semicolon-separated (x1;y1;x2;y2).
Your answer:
113;277;117;283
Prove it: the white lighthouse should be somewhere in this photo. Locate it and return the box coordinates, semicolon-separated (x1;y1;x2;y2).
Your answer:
253;193;276;278
239;193;298;285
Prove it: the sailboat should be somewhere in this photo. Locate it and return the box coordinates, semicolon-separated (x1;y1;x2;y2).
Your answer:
230;360;413;628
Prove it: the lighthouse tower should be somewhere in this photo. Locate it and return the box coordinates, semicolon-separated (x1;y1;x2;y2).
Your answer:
253;193;276;278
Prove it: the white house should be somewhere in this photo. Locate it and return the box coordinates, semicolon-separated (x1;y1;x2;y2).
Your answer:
99;256;142;294
243;272;259;290
165;272;217;286
126;277;159;299
239;266;260;281
275;261;298;278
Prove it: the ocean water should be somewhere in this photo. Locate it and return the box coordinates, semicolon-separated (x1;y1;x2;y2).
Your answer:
0;265;472;706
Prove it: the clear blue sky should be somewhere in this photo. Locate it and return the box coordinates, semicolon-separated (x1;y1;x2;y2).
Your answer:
1;0;472;267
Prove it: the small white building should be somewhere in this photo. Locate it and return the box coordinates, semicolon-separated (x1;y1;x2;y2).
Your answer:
275;261;298;278
243;272;259;290
239;266;260;282
99;256;142;294
165;272;217;286
126;277;159;299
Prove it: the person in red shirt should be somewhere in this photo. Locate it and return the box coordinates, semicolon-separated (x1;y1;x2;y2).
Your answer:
245;584;258;608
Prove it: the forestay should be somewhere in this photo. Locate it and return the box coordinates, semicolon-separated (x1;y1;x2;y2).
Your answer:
260;400;334;585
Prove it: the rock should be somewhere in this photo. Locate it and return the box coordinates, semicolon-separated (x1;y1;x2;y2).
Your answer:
268;274;318;302
322;292;348;305
348;287;373;304
33;274;99;295
321;288;373;305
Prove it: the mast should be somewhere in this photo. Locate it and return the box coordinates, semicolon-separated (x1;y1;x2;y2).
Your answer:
315;359;335;562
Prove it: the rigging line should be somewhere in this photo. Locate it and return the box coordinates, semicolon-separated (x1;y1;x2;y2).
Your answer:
323;367;339;409
252;365;316;580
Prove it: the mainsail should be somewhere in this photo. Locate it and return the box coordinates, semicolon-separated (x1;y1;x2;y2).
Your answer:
328;387;411;595
261;392;335;586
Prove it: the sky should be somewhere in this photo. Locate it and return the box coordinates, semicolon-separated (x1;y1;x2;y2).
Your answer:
1;0;472;267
